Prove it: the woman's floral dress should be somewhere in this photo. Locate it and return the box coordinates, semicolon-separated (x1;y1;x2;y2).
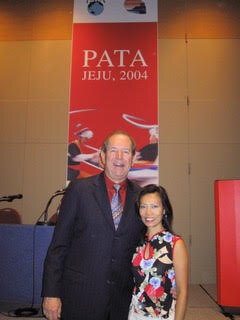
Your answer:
130;230;181;319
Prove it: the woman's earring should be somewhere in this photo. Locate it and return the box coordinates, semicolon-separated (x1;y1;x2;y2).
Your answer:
163;209;166;216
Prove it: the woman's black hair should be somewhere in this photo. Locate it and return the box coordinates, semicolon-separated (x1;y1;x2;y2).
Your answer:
136;184;174;234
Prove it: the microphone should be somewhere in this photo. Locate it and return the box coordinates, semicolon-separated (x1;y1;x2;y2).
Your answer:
54;188;66;195
0;194;23;202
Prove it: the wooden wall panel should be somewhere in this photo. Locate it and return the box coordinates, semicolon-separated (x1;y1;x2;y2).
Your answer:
0;0;73;40
158;0;240;39
0;0;34;40
187;0;240;39
158;0;186;39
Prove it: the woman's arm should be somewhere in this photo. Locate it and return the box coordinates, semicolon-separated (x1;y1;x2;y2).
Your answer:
173;239;188;320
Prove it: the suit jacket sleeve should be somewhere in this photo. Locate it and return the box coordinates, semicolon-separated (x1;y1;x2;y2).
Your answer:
41;180;81;297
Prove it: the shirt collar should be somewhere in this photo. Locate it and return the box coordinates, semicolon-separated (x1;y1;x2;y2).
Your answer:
104;174;127;190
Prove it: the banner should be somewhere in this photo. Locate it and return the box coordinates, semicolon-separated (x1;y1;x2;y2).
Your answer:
67;1;158;187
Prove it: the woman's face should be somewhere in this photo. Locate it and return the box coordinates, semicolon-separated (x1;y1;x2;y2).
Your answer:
139;192;164;235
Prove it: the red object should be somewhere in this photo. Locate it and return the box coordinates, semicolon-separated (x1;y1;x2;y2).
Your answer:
68;22;158;178
215;180;240;308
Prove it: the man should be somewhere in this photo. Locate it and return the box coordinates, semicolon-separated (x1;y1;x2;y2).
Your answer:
42;130;144;320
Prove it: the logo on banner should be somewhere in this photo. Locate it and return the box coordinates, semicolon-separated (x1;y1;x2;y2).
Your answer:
124;0;146;14
87;0;105;16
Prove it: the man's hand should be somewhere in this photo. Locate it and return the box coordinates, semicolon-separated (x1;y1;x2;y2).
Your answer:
43;297;62;320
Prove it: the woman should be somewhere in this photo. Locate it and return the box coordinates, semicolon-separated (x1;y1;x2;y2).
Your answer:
129;184;188;320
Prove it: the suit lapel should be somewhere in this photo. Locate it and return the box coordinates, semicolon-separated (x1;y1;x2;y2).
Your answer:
117;179;138;232
92;173;115;230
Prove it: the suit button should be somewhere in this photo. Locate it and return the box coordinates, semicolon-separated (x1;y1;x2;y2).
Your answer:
111;258;115;263
107;280;111;285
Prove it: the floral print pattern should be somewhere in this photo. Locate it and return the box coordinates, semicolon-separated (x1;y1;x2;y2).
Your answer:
130;230;181;319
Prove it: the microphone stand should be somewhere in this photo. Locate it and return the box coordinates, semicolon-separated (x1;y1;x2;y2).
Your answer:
36;190;65;225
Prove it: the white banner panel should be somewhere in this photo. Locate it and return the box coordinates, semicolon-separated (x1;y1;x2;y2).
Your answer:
73;0;158;23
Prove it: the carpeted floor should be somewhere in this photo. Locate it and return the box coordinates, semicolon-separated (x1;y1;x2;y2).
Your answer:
186;284;240;320
0;284;239;319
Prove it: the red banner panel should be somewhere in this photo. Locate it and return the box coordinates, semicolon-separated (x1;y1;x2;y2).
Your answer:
67;22;158;186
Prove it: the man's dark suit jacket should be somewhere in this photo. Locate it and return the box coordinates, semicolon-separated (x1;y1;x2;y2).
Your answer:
42;173;144;320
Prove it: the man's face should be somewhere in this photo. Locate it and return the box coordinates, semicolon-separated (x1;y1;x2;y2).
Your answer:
101;134;135;183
